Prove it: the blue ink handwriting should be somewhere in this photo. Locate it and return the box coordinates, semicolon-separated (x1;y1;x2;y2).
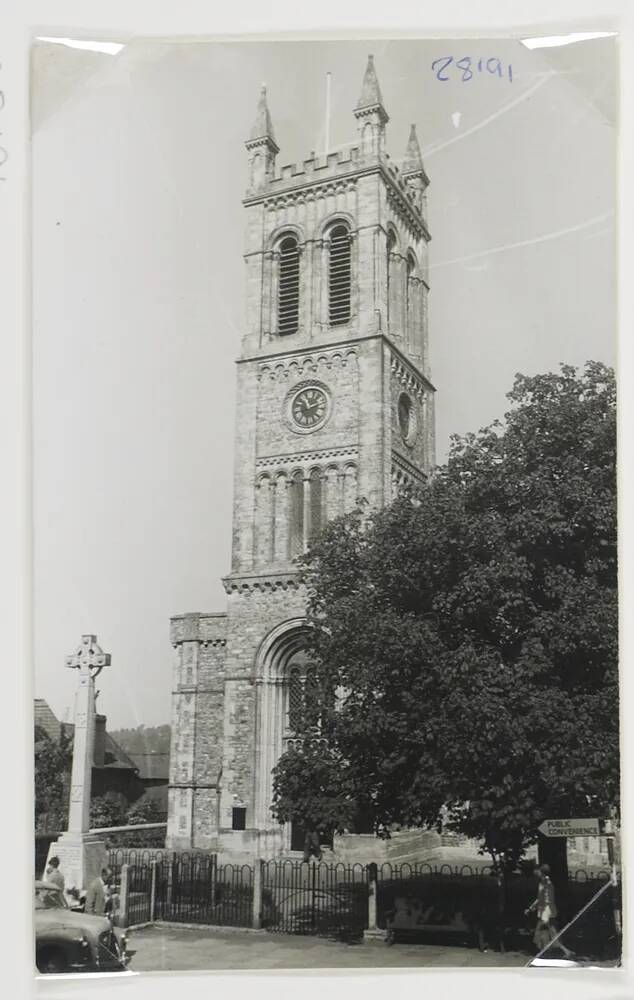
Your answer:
432;56;513;83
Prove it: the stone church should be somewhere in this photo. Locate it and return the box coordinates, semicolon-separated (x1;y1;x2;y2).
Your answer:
166;55;436;859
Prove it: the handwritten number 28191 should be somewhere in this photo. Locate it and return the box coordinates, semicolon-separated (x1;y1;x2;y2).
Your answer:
432;56;513;83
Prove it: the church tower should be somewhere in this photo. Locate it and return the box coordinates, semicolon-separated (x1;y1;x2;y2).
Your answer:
167;56;435;856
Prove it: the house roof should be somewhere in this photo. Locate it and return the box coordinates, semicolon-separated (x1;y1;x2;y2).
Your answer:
33;699;138;774
130;753;170;781
34;698;62;743
102;733;139;772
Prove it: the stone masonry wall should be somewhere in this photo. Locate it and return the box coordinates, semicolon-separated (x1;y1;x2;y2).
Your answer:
217;582;308;840
166;614;228;849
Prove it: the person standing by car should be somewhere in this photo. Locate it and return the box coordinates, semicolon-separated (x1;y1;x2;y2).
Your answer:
525;864;575;958
85;868;112;916
45;856;65;892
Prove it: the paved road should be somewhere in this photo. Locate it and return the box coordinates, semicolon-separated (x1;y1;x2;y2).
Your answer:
127;924;529;971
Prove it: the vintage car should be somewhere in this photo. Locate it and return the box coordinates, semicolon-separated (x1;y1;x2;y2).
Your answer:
35;881;129;975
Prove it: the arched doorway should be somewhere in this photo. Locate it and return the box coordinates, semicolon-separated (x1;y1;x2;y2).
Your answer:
253;619;315;853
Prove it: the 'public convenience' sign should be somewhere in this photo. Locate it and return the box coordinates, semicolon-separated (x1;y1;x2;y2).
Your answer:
538;818;600;838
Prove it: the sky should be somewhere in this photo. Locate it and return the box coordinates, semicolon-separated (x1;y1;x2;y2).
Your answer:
31;36;616;729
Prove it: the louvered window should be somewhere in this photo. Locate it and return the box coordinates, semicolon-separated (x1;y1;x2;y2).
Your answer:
328;225;351;326
278;236;300;335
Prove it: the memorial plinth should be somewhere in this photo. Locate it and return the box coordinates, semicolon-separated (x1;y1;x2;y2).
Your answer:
44;635;110;891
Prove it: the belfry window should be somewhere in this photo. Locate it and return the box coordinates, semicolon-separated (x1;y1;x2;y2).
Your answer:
328;224;352;326
278;235;300;335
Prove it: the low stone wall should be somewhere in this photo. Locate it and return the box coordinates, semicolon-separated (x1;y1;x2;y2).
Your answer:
332;829;441;865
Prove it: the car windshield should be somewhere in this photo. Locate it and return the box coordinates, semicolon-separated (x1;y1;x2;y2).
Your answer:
34;886;67;910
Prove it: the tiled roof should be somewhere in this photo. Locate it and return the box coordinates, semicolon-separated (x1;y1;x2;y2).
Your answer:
102;733;139;772
34;699;62;743
34;699;137;773
130;753;170;781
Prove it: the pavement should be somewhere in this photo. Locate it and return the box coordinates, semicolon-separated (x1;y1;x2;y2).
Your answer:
126;924;529;971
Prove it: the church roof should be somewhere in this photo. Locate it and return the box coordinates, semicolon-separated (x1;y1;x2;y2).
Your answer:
249;85;277;144
356;54;387;113
402;123;424;174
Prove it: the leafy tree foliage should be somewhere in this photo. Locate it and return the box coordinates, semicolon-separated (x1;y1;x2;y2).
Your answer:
272;363;618;870
34;726;72;831
90;792;126;829
118;797;168;847
90;794;166;848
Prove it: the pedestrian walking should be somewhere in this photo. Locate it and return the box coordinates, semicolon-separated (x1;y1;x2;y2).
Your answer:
525;864;574;958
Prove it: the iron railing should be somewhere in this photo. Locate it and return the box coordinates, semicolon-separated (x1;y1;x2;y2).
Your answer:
262;860;368;941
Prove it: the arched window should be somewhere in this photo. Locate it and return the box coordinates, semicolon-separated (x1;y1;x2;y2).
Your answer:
308;468;322;543
288;471;304;558
278;235;300;335
288;665;304;731
286;662;322;734
328;224;352;326
386;230;397;329
406;252;416;283
343;463;358;513
406;251;417;350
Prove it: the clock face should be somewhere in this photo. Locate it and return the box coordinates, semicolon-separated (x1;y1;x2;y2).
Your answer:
291;386;329;430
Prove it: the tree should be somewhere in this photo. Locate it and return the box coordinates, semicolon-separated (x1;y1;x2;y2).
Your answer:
34;726;72;831
120;797;167;847
272;363;618;876
90;792;125;830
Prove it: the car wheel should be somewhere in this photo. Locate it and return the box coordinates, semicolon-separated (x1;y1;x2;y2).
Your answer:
37;948;68;974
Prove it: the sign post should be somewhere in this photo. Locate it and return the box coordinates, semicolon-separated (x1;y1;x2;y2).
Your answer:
537;818;600;838
604;818;621;937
